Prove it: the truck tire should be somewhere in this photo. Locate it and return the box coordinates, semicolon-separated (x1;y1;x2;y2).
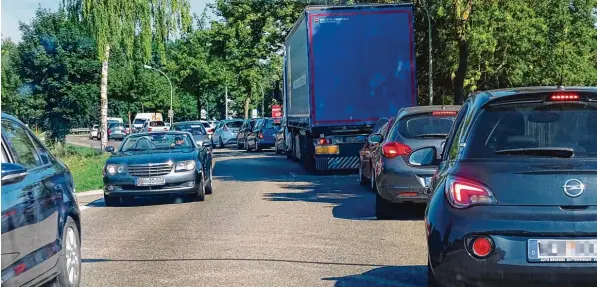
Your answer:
302;133;316;173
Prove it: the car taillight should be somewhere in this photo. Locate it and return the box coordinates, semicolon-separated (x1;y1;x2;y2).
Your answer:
258;132;263;139
550;92;579;101
432;111;458;116
108;129;112;135
445;176;496;209
318;138;329;145
148;127;152;132
382;142;411;158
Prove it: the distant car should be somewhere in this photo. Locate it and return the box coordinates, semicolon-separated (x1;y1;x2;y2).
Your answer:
369;105;461;219
245;118;280;151
108;122;126;141
89;124;99;139
424;87;597;287
124;124;132;135
141;120;169;133
170;121;211;148
275;120;286;154
358;117;394;185
1;113;82;287
102;131;214;206
200;120;215;135
236;119;257;150
212;119;243;148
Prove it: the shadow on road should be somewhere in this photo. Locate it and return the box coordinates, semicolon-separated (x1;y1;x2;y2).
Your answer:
85;195;199;208
323;265;427;287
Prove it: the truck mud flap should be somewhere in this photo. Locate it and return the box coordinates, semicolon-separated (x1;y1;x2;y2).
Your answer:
315;156;359;170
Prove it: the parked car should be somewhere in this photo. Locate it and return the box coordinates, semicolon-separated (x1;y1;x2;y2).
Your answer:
212;119;244;148
236;119;257;150
1;113;82;287
124;124;132;135
103;131;214;206
369;105;461;219
245;118;280;151
141;120;169;132
133;113;163;130
171;121;211;148
108;122;127;141
89;124;99;139
358;117;393;185
420;87;597;287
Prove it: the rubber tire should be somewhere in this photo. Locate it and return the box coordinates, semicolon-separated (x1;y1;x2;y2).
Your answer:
428;259;440;287
205;168;214;195
246;139;252;151
376;191;394;220
219;137;225;148
194;177;206;202
54;217;81;287
104;194;120;207
237;138;243;150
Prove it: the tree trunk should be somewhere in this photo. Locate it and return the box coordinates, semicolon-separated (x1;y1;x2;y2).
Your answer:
244;97;251;119
453;38;468;105
100;44;111;150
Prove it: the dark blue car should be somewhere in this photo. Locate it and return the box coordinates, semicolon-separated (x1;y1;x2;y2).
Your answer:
413;87;597;287
1;113;81;287
245;118;280;151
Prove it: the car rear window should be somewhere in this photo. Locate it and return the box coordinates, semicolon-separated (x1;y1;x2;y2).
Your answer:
150;121;165;127
389;114;455;140
201;122;210;127
464;102;597;159
225;121;243;128
172;124;206;135
264;119;280;129
133;119;146;125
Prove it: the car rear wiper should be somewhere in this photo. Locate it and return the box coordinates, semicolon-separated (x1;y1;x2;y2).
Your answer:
494;147;574;158
413;133;448;138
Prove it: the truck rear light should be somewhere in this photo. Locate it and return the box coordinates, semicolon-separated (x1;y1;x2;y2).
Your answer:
382;142;411;158
445;176;496;209
551;93;579;101
432;111;458;116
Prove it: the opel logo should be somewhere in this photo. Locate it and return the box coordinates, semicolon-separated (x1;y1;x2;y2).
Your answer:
562;179;585;198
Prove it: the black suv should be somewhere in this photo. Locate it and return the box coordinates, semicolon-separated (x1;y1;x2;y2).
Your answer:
413;87;597;287
1;113;82;287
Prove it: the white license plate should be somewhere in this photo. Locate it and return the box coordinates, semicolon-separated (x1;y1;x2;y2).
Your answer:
423;177;432;187
528;239;597;262
135;177;165;186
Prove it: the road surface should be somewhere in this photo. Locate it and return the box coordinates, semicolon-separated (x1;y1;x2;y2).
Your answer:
75;146;428;286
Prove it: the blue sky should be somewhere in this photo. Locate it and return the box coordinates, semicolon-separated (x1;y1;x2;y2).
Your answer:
1;0;214;42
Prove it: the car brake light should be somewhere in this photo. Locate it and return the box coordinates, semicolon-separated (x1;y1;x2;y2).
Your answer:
318;138;329;145
148;128;152;132
551;92;579;101
382;142;412;158
258;132;263;139
107;130;112;135
471;236;493;258
432;111;458;116
446;176;496;209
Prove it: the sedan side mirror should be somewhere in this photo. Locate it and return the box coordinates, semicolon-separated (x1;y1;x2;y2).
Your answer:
104;146;115;154
368;134;383;144
408;147;438;166
1;163;28;185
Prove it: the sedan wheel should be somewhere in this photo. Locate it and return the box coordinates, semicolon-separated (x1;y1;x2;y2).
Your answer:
237;139;243;150
194;177;206;202
55;217;81;287
205;168;214;195
358;163;367;186
219;137;224;148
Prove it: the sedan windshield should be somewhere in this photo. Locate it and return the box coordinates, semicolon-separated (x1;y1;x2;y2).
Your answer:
121;133;194;152
464;103;597;159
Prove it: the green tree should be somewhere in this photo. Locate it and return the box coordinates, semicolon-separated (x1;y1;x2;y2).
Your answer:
62;0;192;149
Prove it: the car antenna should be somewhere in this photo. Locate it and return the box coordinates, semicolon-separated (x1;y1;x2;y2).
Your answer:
557;43;566;89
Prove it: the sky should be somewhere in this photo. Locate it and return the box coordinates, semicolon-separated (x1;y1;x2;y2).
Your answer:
1;0;214;42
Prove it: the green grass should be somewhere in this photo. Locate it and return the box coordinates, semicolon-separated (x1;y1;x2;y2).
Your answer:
54;144;109;192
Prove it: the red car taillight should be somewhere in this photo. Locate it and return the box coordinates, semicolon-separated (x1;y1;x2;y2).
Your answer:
148;127;152;132
471;237;494;258
382;142;411;158
550;92;579;101
258;132;263;139
445;176;496;209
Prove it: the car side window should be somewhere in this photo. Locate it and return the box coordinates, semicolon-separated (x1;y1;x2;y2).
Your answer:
443;103;470;161
1;120;43;169
29;132;51;165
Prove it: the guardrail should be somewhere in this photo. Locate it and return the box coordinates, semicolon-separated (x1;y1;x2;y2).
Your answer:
70;128;90;134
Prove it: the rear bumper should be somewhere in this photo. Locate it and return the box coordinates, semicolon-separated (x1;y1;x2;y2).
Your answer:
377;158;435;203
315;156;360;170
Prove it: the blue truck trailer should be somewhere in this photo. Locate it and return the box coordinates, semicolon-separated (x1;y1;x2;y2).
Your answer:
283;3;417;172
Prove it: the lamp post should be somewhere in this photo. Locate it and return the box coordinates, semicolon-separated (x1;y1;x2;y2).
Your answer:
420;0;434;105
143;65;173;125
257;82;265;117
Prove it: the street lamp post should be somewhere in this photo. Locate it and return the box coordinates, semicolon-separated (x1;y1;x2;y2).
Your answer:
420;0;434;105
257;82;265;117
143;65;174;125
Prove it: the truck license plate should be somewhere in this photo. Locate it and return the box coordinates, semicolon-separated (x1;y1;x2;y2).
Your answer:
135;177;165;186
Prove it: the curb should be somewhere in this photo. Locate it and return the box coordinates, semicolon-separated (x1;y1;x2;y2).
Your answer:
76;189;103;197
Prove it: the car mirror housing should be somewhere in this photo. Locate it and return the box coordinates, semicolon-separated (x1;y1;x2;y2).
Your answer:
104;146;115;154
1;163;28;185
202;141;212;148
408;146;438;166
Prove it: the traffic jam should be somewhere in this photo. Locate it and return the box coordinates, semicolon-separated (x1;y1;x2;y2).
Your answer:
1;3;596;287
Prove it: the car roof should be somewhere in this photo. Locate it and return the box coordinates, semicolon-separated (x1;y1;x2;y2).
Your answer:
480;86;597;98
172;121;204;125
401;105;461;114
131;131;192;136
1;112;23;123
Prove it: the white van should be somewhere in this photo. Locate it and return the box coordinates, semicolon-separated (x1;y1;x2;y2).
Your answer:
133;113;163;129
107;117;123;123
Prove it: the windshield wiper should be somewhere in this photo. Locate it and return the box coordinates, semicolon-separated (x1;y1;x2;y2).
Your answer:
413;133;448;138
494;147;574;158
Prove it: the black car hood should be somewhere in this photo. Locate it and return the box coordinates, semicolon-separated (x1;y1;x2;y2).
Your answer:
107;149;197;165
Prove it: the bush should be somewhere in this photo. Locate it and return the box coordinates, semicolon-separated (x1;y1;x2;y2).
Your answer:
54;144;108;192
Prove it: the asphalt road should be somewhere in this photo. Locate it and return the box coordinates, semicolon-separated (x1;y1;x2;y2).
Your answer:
74;144;428;286
66;135;122;150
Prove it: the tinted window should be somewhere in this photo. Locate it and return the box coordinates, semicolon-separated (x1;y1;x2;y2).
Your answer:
201;122;210;127
133;118;146;125
464;103;597;159
29;134;51;165
109;123;123;128
121;133;194;151
391;114;456;139
264;119;280;129
150;121;165;127
226;121;243;128
1;121;43;169
172;124;206;135
372;118;388;133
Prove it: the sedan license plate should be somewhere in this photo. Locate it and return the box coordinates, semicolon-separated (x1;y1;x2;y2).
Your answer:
135;177;165;186
528;239;597;262
423;177;432;187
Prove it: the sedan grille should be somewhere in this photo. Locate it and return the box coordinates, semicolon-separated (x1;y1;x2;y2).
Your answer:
127;163;172;177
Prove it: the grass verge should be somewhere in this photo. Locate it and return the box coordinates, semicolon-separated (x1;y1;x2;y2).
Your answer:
54;144;109;192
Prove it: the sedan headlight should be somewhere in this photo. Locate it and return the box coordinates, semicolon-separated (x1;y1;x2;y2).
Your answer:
105;164;126;175
175;160;196;172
